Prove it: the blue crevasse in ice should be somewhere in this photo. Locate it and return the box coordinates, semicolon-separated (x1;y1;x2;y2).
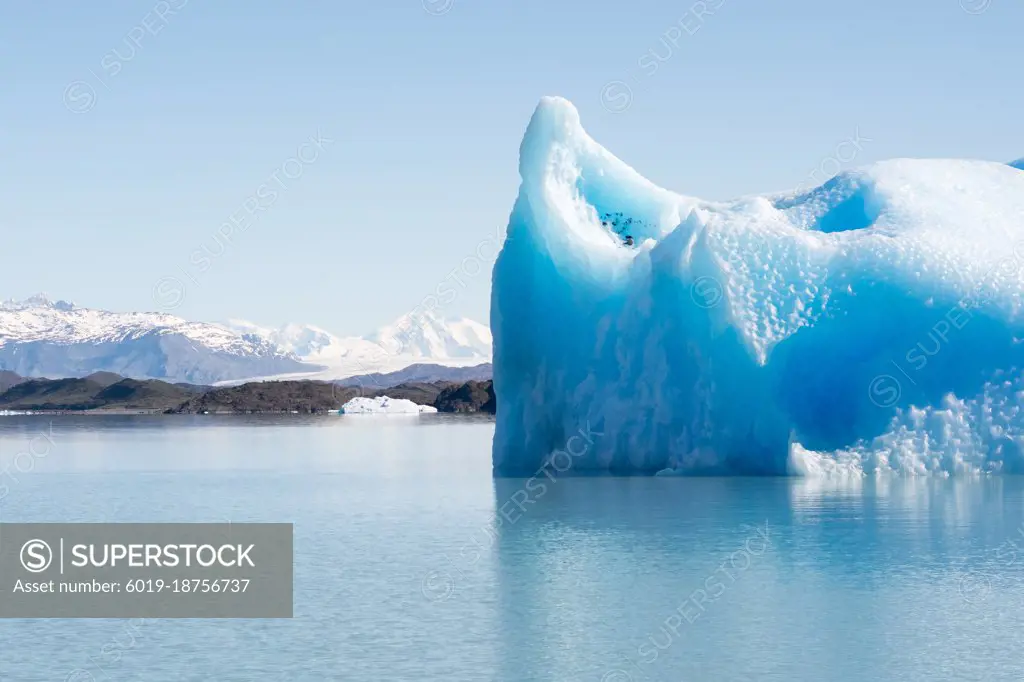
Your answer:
491;97;1024;477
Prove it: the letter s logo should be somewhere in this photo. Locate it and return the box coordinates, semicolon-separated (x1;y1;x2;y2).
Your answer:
20;539;53;573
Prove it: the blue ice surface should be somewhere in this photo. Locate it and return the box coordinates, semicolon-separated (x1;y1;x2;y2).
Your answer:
491;97;1024;477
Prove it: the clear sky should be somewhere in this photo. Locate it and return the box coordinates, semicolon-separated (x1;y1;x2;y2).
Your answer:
1;0;1020;335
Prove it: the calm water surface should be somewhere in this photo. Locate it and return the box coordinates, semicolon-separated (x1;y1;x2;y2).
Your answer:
0;415;1022;681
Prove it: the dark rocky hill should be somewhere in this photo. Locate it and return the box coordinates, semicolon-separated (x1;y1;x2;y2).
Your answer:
434;380;496;413
0;377;109;410
0;376;194;411
174;381;342;414
94;379;196;410
84;371;128;388
337;363;492;389
0;370;25;393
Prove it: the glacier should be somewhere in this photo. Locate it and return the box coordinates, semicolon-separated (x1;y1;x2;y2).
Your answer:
491;97;1024;477
221;310;492;383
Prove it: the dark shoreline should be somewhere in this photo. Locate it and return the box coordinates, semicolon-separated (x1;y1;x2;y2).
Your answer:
0;374;496;415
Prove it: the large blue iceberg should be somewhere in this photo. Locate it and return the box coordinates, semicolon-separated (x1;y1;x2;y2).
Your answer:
491;97;1024;477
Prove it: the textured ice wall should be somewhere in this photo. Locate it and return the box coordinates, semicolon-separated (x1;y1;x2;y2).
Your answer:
491;97;1024;476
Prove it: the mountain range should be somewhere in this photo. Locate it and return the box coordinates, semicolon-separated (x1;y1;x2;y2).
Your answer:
0;295;492;384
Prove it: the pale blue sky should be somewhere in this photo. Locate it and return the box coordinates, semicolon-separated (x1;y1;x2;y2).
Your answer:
1;0;1020;334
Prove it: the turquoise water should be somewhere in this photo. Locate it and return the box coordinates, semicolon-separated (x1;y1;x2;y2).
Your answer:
1;415;1023;681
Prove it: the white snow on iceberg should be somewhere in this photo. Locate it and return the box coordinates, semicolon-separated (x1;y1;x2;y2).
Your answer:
491;96;1024;477
339;396;437;414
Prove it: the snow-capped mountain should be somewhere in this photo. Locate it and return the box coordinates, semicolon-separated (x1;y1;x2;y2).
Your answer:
221;309;493;382
0;295;317;384
0;294;493;385
223;320;338;359
365;311;491;360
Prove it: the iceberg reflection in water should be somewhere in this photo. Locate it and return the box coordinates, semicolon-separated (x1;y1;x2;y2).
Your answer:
487;475;1024;681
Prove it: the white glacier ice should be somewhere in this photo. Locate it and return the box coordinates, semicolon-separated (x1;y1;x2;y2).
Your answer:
491;97;1024;477
339;396;437;414
220;310;492;383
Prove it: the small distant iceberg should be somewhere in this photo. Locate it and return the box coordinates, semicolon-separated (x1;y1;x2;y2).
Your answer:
338;396;437;415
